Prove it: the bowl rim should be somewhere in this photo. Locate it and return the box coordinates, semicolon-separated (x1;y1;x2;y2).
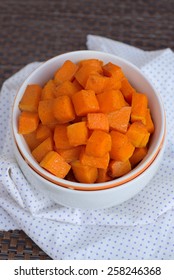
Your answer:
12;50;166;190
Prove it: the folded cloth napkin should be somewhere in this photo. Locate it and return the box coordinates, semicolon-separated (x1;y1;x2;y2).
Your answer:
0;35;174;260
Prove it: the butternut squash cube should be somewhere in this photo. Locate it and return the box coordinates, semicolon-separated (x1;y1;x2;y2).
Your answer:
32;136;53;163
54;124;72;149
40;151;71;178
108;106;131;133
120;78;136;104
131;92;148;125
102;62;124;81
54;60;78;85
75;62;103;87
53;95;75;123
71;160;98;183
110;130;135;161
55;80;79;98
126;122;150;148
56;146;82;163
109;159;131;178
67;121;88;146
87;113;109;132
41;80;56;100
80;147;110;169
36;124;52;142
72;89;99;116
130;147;148;167
38;99;57;125
96;168;111;183
18;111;39;134
97;89;126;113
85;130;111;157
145;109;155;133
19;84;42;112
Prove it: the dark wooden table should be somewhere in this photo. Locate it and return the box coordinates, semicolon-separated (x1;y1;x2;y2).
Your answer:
1;0;174;260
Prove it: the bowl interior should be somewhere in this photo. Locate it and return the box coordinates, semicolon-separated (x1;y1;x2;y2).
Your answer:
12;50;166;190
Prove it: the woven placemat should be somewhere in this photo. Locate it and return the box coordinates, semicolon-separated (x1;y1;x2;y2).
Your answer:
0;0;174;260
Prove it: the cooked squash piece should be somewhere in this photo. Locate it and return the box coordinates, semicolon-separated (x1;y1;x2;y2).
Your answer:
102;62;124;81
71;160;98;183
108;106;131;133
67;121;88;146
55;80;79;97
131;92;148;125
145;108;155;133
80;147;110;169
19;84;42;112
97;89;126;113
85;130;111;157
40;151;71;178
126;122;150;148
96;168;111;183
130;147;148;167
18;111;39;134
56;146;83;163
72;89;99;116
75;62;103;87
109;159;131;178
54;124;72;149
110;130;135;161
36;123;52;142
120;78;136;104
32;136;53;162
38;99;57;125
87;113;109;132
53;95;75;123
54;60;78;85
41;80;56;100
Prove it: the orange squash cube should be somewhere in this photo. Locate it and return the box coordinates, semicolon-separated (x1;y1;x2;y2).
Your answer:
19;84;42;112
32;136;53;163
38;99;57;125
54;60;78;85
110;130;135;161
40;151;71;178
126;122;150;148
97;89;126;113
145;109;155;133
87;113;109;132
71;160;98;183
96;168;111;183
80;147;110;169
56;146;82;163
55;80;79;98
130;147;148;167
72;89;99;116
131;92;148;125
54;124;72;149
41;80;56;100
120;78;136;104
53;95;75;123
102;62;124;81
23;131;42;151
108;106;131;133
75;62;103;87
109;159;131;178
67;121;88;146
18;111;39;134
85;130;111;157
36;123;52;142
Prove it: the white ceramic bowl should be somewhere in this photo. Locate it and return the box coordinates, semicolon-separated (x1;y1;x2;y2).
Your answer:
12;50;166;208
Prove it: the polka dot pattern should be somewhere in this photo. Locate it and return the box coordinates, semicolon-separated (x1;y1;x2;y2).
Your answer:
0;37;174;259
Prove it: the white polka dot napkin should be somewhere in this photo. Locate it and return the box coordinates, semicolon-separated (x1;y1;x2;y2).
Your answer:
0;35;174;260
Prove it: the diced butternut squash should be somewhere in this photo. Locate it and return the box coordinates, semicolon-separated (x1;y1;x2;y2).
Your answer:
75;62;103;87
71;160;98;183
96;168;111;183
19;84;42;112
32;136;53;162
131;92;148;125
120;78;136;104
126;122;150;148
110;130;135;161
67;121;88;146
108;106;131;133
53;95;75;123
56;146;83;163
85;130;111;157
38;99;57;125
41;80;56;100
36;123;52;142
85;73;121;94
97;89;126;113
72;78;83;91
103;62;124;79
54;124;72;149
18;111;39;134
72;89;99;116
40;151;71;178
78;59;103;68
23;131;42;151
145;109;155;133
87;113;109;132
54;60;78;85
55;80;79;97
80;147;110;169
130;147;148;167
108;159;131;178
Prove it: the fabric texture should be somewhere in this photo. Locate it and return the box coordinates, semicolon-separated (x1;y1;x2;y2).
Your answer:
0;35;174;259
